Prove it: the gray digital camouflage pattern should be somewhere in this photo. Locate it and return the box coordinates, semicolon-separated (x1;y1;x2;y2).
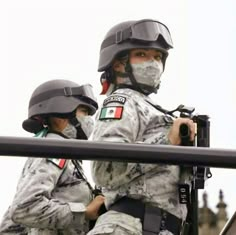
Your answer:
88;88;189;235
0;133;93;235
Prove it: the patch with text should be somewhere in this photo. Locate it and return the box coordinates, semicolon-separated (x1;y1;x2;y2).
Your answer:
103;95;126;106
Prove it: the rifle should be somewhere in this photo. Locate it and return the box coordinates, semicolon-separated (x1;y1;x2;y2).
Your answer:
143;103;212;234
178;105;212;235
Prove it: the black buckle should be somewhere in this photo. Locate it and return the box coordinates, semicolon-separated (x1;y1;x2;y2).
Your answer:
64;87;73;96
116;31;123;44
143;205;161;234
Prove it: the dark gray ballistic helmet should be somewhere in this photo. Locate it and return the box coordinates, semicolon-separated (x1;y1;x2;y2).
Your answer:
22;79;98;133
98;19;173;72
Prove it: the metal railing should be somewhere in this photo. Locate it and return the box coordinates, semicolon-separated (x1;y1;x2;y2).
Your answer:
1;135;236;235
0;136;236;168
220;211;236;235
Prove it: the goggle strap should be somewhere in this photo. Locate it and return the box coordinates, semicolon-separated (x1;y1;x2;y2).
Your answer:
101;27;132;49
29;85;94;107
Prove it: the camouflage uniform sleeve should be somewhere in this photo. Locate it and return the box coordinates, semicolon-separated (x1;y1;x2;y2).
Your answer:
10;158;86;229
137;115;173;174
91;94;148;188
0;206;28;234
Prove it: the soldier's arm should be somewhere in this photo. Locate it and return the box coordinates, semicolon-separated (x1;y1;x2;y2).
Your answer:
0;207;28;234
91;95;145;188
10;158;86;229
136;115;175;174
92;94;172;188
92;109;175;187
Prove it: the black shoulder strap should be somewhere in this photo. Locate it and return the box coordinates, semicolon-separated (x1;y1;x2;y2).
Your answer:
145;99;177;118
72;160;94;192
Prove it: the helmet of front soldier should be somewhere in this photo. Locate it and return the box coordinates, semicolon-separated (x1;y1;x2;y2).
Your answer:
22;79;98;135
98;19;173;95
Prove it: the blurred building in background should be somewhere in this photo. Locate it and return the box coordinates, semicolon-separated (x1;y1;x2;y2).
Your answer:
199;190;228;235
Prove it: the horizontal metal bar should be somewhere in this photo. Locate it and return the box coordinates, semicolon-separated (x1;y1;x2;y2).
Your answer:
0;136;236;168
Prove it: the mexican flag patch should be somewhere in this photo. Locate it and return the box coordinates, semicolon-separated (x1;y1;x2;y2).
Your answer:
47;158;66;169
99;106;123;120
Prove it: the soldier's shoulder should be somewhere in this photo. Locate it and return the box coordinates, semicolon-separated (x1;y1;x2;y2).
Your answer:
28;157;68;170
46;158;67;169
103;94;128;107
103;89;143;107
98;90;141;121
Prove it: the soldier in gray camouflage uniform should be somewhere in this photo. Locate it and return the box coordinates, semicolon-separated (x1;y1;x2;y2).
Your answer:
0;79;105;235
87;19;195;235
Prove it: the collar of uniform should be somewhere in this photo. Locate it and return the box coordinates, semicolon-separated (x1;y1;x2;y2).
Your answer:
112;87;147;99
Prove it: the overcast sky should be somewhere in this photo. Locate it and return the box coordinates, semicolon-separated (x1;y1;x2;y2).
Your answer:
0;0;235;224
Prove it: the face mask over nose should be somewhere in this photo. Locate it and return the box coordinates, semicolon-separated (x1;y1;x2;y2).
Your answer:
76;116;94;139
62;116;94;139
130;60;163;89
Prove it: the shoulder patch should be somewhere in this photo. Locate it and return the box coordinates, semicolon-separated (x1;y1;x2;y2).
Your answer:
99;106;123;120
103;95;126;106
47;158;66;169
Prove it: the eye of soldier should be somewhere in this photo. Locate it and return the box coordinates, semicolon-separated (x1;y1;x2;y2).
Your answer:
134;50;146;57
77;105;89;116
154;52;163;61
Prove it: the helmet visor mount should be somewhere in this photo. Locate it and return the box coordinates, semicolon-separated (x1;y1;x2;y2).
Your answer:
75;84;97;107
101;19;173;50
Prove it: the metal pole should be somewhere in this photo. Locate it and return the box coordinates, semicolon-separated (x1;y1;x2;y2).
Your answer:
0;136;236;168
190;189;199;235
220;211;236;235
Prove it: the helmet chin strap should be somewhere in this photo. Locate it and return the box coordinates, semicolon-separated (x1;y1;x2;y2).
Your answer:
69;117;88;140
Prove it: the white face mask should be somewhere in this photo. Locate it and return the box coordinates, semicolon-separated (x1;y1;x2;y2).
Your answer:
131;60;163;89
62;116;94;139
62;122;77;139
76;116;94;139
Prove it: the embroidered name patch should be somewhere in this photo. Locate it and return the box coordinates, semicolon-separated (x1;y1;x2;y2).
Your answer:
99;106;123;120
47;158;66;169
103;95;126;106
